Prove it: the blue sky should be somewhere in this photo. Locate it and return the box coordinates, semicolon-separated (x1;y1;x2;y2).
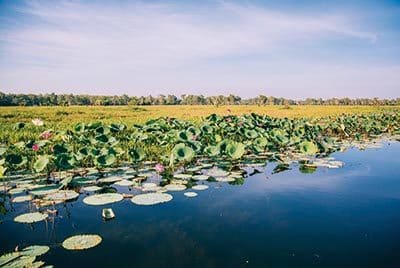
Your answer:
0;0;399;98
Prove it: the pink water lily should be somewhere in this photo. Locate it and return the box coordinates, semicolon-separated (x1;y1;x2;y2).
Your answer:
32;144;40;151
155;163;165;173
40;131;52;140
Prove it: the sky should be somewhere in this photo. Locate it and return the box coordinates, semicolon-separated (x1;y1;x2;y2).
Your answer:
0;0;399;98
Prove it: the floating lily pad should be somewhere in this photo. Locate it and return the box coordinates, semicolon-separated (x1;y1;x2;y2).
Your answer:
192;175;209;181
131;193;173;205
98;176;122;183
184;192;198;197
12;195;32;203
2;255;36;268
114;180;134;186
83;193;123;206
14;212;48;223
0;252;20;266
44;190;79;201
173;174;192;179
30;185;61;196
192;185;209;190
215;177;235;182
21;245;50;257
62;234;102;250
164;184;186;191
82;185;102;192
206;168;229;177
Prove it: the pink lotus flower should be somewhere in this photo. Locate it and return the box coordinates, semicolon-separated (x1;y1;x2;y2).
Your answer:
40;131;52;140
32;144;40;151
155;163;165;173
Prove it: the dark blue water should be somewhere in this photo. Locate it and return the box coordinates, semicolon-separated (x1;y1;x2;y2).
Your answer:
1;142;400;267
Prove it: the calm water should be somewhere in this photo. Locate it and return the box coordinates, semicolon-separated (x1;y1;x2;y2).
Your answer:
1;142;400;267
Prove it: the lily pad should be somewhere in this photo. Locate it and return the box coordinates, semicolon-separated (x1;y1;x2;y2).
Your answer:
215;177;236;182
21;245;50;257
164;184;187;191
12;195;33;203
44;190;79;201
98;176;122;183
0;252;20;266
83;193;123;206
62;234;102;250
14;212;48;223
192;185;209;190
131;193;173;205
114;180;134;186
184;192;198;197
173;173;193;179
192;175;209;181
82;185;102;192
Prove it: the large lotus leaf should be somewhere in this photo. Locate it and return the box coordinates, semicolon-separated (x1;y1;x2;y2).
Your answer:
110;123;126;133
55;153;75;170
253;137;268;148
95;126;110;135
187;126;201;137
244;129;258;139
299;141;319;155
201;124;213;134
62;234;102;250
188;141;202;153
13;122;26;130
5;154;27;167
95;154;116;167
0;252;21;266
177;130;194;142
21;245;50;257
33;155;50;173
53;144;69;155
217;140;230;154
95;134;109;143
226;142;246;159
129;148;145;162
171;143;194;162
74;122;85;133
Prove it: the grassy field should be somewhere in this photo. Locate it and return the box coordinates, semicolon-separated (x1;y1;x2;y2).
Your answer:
0;105;399;143
1;105;399;125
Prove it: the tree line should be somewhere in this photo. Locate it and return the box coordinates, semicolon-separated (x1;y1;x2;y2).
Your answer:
0;92;399;106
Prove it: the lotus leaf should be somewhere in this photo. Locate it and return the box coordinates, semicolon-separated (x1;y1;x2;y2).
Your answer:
62;234;102;250
14;212;48;223
131;193;173;205
83;193;123;206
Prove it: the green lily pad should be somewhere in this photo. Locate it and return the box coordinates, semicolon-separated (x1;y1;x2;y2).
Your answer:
83;193;123;205
131;193;173;205
62;234;102;250
21;245;50;257
14;212;48;223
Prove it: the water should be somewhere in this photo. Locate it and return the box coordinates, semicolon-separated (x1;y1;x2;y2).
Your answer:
1;142;400;267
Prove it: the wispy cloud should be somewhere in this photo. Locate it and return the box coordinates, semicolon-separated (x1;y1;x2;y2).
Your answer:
0;0;397;97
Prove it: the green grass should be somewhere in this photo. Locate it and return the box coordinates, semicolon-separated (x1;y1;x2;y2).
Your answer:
0;105;399;143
